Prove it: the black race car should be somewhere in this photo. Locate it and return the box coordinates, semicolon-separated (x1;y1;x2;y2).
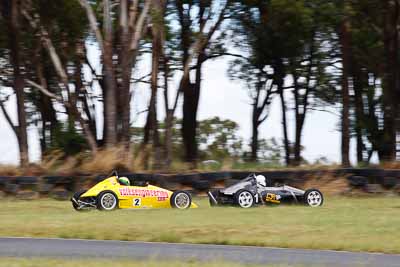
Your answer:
207;173;323;208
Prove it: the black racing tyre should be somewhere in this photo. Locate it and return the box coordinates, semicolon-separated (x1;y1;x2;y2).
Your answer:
234;189;255;208
170;191;192;210
304;189;324;207
71;190;87;211
97;191;119;211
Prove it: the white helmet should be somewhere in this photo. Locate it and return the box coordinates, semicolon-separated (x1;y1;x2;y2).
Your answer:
256;175;267;187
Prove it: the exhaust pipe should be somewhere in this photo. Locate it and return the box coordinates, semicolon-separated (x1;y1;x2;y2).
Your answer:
207;191;218;205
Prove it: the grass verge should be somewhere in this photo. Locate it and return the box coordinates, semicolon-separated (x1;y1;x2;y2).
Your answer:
0;197;400;253
0;258;300;267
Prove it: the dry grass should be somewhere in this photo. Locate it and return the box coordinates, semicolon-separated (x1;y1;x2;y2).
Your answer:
79;147;133;173
302;172;350;196
0;147;397;176
1;197;400;253
0;164;21;176
0;145;355;176
381;161;400;169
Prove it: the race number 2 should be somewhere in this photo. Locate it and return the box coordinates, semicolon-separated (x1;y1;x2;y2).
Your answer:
133;198;141;206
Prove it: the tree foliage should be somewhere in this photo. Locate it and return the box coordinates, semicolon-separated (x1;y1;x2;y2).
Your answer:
0;0;399;169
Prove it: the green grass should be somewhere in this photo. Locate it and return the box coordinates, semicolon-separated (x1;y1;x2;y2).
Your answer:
0;258;299;267
1;197;400;253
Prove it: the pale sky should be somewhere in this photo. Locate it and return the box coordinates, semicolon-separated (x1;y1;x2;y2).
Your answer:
0;44;354;166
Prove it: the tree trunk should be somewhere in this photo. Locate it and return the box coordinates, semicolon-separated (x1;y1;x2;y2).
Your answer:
279;87;290;166
10;0;29;167
339;20;351;167
36;54;58;154
292;36;314;167
293;82;303;166
275;60;290;166
182;55;202;166
103;48;118;147
381;0;399;161
294;114;304;166
162;56;177;169
150;6;162;169
103;0;117;147
182;81;198;165
164;111;174;168
118;3;134;150
353;65;366;164
250;113;259;162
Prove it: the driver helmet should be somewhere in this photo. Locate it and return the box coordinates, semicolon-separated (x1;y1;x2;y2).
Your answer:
256;175;267;187
118;177;130;186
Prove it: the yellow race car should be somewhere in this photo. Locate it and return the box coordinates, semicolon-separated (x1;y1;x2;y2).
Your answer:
71;171;197;211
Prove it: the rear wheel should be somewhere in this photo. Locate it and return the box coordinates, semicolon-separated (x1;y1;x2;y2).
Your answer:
170;191;192;210
304;189;323;207
97;191;118;211
234;189;254;208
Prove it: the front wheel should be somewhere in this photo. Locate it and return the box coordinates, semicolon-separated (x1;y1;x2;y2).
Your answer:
234;189;255;208
71;190;88;211
304;189;323;207
170;191;192;210
97;191;118;211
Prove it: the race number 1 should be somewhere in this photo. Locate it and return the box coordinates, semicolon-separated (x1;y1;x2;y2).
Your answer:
133;198;141;206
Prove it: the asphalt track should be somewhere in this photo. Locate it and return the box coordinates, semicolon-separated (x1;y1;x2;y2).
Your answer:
0;237;399;266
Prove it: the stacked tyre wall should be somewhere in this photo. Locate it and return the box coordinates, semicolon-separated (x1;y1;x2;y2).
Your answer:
1;168;400;200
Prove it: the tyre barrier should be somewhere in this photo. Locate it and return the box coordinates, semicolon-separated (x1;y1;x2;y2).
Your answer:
348;176;369;187
0;168;399;199
383;177;398;188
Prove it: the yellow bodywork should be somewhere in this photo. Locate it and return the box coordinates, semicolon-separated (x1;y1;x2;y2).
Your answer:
81;177;198;209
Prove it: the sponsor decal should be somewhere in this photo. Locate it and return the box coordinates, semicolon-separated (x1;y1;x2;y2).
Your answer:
119;188;168;201
265;193;281;204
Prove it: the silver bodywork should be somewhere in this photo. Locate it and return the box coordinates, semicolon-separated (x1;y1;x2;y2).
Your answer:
220;177;305;196
259;185;305;195
220;179;254;195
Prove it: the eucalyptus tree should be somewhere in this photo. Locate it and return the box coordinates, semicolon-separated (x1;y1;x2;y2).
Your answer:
230;0;335;165
342;0;399;163
76;0;151;150
19;0;100;154
228;0;275;162
171;0;232;166
0;0;29;166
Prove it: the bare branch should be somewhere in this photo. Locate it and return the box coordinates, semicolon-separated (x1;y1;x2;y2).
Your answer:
78;0;105;53
181;0;231;79
190;52;249;69
103;0;113;43
200;0;230;51
26;79;62;101
259;111;269;124
22;4;99;153
130;0;151;51
128;0;140;28
0;96;17;135
171;89;181;114
131;72;152;83
85;55;100;78
22;10;69;87
120;0;128;30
